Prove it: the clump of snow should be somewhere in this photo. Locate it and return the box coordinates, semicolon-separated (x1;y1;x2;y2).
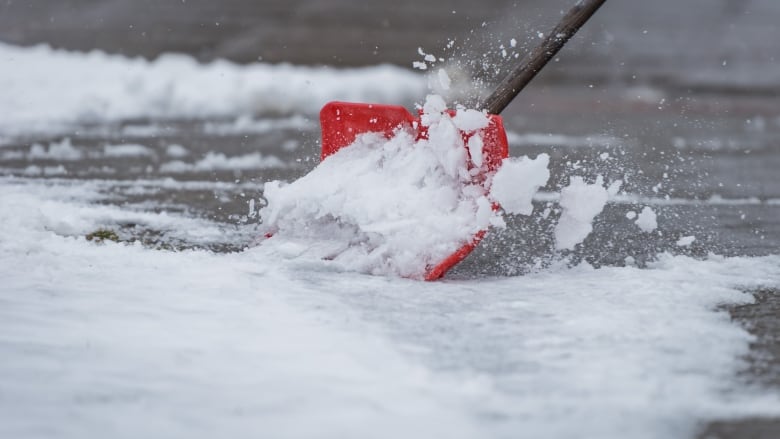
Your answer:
451;108;490;132
451;107;491;167
554;176;609;250
260;95;543;278
677;235;696;247
491;154;550;215
636;206;658;232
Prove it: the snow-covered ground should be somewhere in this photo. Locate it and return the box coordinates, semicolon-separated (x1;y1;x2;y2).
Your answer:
2;177;780;439
2;43;780;438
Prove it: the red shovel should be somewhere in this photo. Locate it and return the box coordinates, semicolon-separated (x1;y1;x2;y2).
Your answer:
317;0;606;280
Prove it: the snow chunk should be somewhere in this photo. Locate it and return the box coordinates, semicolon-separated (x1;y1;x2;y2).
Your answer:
467;135;484;167
437;69;451;90
554;176;608;250
452;108;489;132
636;206;658;232
677;235;696;247
490;154;550;215
420;94;448;126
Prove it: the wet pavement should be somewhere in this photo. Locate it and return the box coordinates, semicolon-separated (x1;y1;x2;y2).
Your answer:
2;0;779;437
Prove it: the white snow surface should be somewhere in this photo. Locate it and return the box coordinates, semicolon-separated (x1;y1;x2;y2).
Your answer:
2;177;780;439
0;43;425;133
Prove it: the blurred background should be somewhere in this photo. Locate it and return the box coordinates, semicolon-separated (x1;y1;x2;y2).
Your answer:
2;0;778;86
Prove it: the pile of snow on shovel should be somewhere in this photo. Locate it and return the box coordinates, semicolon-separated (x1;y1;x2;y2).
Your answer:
260;95;612;278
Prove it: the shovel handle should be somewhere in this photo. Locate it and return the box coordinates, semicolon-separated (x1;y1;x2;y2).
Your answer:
482;0;607;115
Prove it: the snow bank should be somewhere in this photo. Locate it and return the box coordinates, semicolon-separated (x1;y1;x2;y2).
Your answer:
2;177;780;439
0;43;425;133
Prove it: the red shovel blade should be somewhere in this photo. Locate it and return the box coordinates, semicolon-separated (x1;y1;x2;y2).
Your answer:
319;101;509;280
320;101;416;160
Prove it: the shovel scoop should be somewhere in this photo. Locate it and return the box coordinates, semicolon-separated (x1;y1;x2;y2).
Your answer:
320;101;509;280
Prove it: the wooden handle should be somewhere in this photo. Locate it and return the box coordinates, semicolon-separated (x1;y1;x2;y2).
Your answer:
482;0;607;115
